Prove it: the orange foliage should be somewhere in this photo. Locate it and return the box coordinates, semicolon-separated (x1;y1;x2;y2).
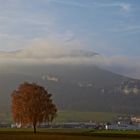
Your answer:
11;82;57;132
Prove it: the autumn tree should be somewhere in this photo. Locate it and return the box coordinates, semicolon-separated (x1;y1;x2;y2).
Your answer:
11;82;57;133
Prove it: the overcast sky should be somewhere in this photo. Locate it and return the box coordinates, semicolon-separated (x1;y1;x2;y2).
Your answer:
0;0;140;79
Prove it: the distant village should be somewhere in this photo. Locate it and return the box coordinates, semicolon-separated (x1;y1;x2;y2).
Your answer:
1;115;140;130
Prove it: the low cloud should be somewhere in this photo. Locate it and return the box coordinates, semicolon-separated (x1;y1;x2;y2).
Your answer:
0;38;139;79
100;56;140;79
0;38;98;65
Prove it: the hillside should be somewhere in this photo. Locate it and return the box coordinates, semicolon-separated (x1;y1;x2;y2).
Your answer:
0;65;140;114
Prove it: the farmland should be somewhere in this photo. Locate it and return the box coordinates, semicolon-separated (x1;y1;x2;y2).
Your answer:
54;111;119;122
0;128;140;140
0;111;120;123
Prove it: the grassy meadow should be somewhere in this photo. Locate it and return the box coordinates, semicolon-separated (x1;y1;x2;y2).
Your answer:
54;111;119;122
0;134;137;140
0;111;137;140
0;128;140;140
0;111;120;123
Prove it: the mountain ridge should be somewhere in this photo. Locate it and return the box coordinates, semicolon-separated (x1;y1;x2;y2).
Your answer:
0;65;140;114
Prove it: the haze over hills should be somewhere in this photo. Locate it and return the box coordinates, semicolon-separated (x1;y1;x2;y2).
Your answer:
0;46;139;115
0;64;140;114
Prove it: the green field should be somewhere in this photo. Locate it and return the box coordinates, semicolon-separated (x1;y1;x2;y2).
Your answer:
54;111;119;122
0;134;137;140
0;111;120;123
0;128;140;140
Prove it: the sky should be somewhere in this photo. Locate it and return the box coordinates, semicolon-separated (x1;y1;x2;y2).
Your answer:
0;0;140;78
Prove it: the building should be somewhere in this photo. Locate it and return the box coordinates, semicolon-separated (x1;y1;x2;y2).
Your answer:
131;116;140;124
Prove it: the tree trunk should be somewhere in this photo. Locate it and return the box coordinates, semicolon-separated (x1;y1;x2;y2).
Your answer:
33;124;36;133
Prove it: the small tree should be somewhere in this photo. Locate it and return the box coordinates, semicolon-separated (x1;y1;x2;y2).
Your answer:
11;82;57;133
